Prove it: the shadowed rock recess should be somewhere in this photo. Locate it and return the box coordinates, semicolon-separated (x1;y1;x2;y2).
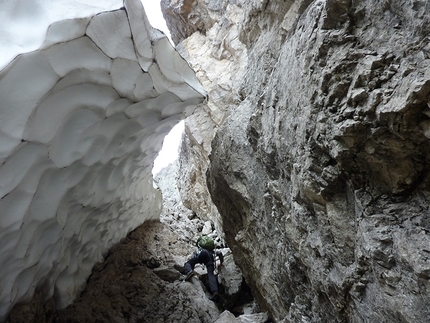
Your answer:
2;0;430;322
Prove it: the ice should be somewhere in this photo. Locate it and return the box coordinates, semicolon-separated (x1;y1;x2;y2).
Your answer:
161;98;203;119
45;37;112;77
25;84;119;144
0;189;33;229
0;143;47;198
126;92;182;116
86;10;137;61
49;109;102;168
30;169;73;222
0;0;205;319
110;58;153;101
134;72;159;101
41;18;90;50
123;0;157;71
134;110;162;128
54;69;113;93
0;52;59;140
106;98;133;117
149;60;205;101
0;0;122;70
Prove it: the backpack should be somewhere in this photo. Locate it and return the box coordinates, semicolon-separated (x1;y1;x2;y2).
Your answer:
197;236;215;251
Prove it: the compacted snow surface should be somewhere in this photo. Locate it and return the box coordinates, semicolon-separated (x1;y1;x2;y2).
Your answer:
0;0;204;319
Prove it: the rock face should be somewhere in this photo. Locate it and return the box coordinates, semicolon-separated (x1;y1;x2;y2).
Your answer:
171;0;248;235
160;0;225;46
163;0;430;322
0;0;205;320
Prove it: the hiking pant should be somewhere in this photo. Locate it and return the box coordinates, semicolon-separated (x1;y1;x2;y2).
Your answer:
184;248;218;294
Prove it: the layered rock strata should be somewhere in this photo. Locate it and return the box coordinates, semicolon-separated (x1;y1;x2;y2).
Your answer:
163;0;430;322
0;0;205;320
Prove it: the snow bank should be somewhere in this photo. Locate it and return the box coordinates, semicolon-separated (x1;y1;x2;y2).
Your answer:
0;0;204;319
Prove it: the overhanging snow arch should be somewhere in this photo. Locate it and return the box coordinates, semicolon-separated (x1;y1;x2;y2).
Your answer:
0;0;205;319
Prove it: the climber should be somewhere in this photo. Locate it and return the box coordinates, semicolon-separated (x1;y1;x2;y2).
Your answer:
184;236;224;302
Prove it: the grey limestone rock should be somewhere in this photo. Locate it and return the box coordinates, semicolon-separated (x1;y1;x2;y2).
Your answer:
163;0;430;322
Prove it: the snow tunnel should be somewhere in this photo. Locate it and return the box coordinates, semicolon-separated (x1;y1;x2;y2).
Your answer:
0;0;205;319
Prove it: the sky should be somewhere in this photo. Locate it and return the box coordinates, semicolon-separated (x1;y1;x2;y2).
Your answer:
152;121;185;175
141;0;172;41
141;1;182;176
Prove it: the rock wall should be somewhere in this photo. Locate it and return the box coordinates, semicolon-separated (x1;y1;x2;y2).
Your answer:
0;0;205;320
164;0;248;235
163;0;430;322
